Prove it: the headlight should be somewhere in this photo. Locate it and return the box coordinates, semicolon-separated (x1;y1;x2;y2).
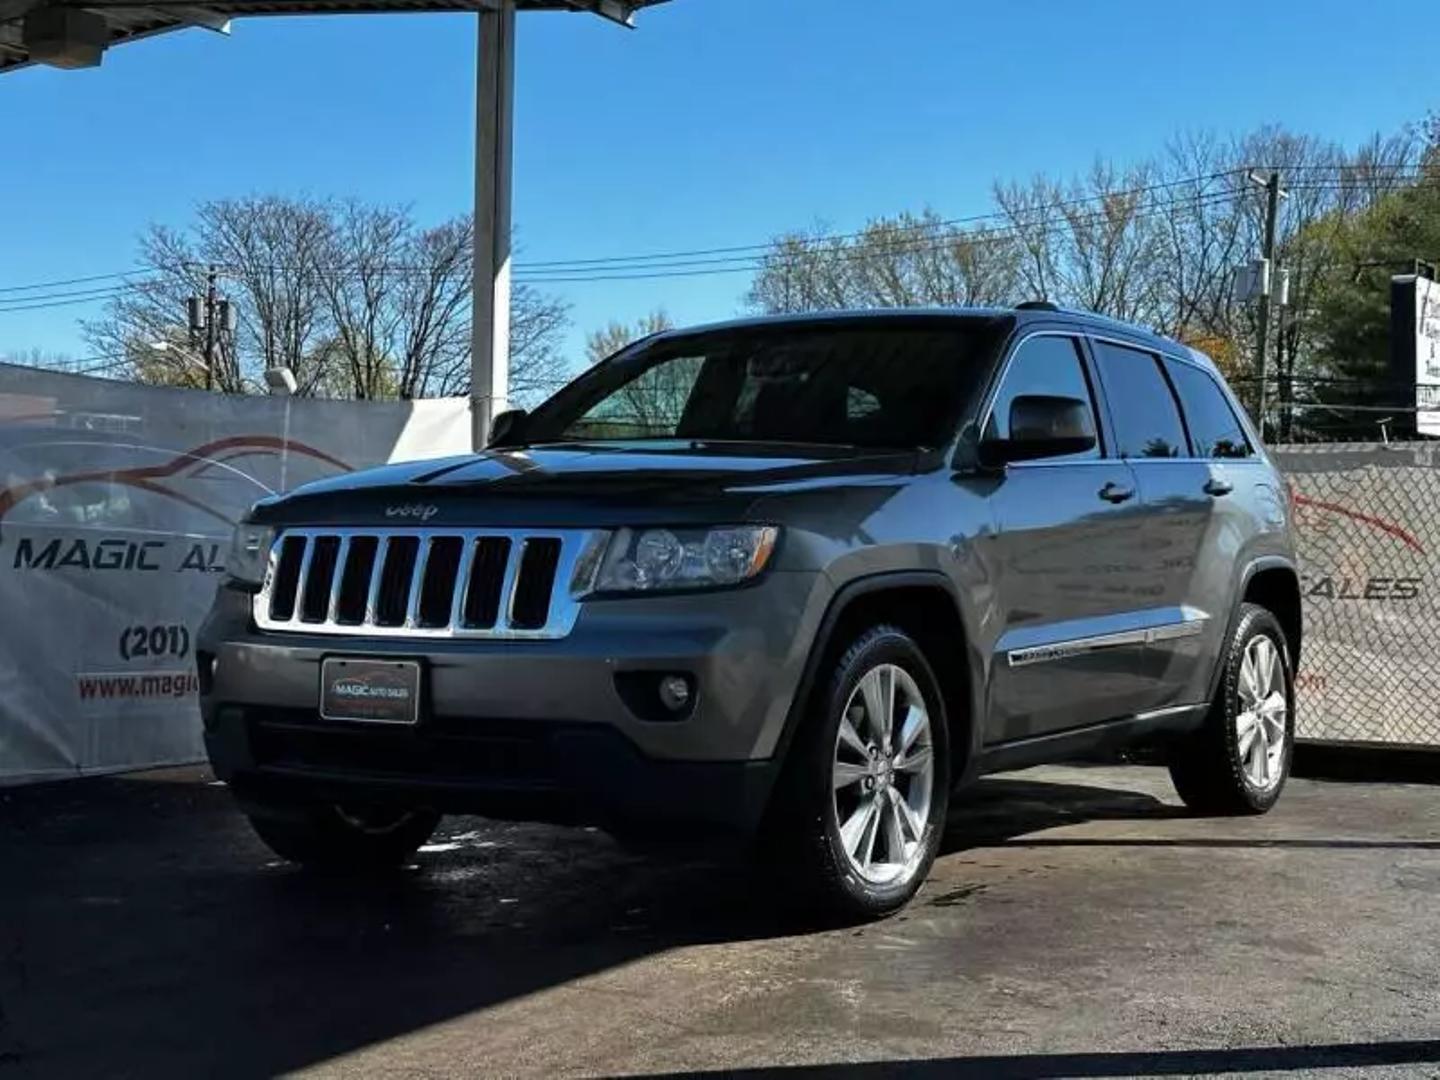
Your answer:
225;522;275;587
576;525;779;595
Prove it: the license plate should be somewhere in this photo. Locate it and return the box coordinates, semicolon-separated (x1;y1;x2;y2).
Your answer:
320;658;421;725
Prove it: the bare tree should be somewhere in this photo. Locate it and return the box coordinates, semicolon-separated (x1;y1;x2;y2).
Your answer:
84;196;573;403
503;284;573;405
747;211;1017;314
994;162;1166;324
85;196;334;395
317;200;409;400
393;217;473;398
745;120;1430;402
747;227;858;314
585;309;674;365
1151;134;1249;351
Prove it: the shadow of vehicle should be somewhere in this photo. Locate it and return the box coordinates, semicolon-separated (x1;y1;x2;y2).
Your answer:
1294;742;1440;785
629;1039;1440;1078
0;767;1231;1077
0;770;793;1077
941;773;1184;855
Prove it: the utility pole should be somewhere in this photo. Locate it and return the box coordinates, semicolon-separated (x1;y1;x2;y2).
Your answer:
186;268;234;392
203;264;218;392
1250;171;1283;434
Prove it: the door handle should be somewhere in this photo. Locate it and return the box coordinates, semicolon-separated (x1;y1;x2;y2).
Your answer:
1203;478;1234;497
1098;481;1135;504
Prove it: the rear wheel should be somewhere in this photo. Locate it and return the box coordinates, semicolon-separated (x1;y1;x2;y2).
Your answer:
246;801;440;871
768;625;950;919
1169;603;1294;815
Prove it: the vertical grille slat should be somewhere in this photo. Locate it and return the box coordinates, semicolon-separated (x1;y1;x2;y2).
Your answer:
256;528;585;639
335;537;378;625
417;537;463;628
462;537;511;629
299;537;341;622
375;536;420;627
268;535;308;621
511;538;562;630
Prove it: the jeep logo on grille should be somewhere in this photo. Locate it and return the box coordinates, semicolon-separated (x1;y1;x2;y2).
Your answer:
385;503;439;521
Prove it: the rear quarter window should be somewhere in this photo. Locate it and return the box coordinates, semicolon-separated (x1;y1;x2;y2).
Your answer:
1164;358;1253;459
1091;341;1187;459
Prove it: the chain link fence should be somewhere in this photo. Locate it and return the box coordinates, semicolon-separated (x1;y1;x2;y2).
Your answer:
1273;437;1440;747
1223;374;1440;745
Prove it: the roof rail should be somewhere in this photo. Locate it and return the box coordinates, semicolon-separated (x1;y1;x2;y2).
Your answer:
1015;300;1060;311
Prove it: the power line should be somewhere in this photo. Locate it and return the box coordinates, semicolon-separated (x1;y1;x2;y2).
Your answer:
513;190;1248;284
1262;162;1430;172
0;283;152;314
0;269;146;295
515;170;1246;272
0;187;1247;303
0;280;157;306
1;164;1433;300
0;169;1245;297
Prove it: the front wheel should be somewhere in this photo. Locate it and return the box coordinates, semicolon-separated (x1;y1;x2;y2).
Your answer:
768;625;950;920
1169;603;1295;815
245;801;441;871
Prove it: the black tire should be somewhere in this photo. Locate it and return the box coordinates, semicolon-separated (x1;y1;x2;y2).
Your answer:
766;624;951;920
1169;603;1295;815
245;801;441;871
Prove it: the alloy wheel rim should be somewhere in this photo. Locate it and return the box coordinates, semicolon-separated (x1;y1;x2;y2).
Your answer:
1236;634;1288;790
832;662;935;886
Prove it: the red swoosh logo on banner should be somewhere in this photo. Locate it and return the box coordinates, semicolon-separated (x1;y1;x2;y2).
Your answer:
1293;494;1426;555
0;435;353;523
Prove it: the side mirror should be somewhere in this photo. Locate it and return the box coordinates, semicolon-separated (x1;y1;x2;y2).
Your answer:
487;408;528;449
977;394;1096;467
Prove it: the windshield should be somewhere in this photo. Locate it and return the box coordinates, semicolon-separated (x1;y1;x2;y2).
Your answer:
521;319;1005;450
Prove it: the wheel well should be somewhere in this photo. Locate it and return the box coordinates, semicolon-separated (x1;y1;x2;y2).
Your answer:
820;584;973;778
1244;567;1302;665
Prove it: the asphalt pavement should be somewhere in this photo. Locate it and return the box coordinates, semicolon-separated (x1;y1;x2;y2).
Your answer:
2;762;1438;1078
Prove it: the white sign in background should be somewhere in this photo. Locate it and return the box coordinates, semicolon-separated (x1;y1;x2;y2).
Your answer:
1414;276;1440;437
0;363;469;785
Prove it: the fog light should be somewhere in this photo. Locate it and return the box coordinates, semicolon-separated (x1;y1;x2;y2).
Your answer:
658;675;691;712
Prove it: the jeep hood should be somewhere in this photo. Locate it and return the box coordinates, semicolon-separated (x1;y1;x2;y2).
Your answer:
250;441;923;528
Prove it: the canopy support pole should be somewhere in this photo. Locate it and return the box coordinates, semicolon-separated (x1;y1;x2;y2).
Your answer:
470;0;515;450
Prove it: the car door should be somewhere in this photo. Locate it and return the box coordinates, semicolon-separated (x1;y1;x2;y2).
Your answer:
1088;338;1216;713
1157;353;1270;703
983;331;1155;745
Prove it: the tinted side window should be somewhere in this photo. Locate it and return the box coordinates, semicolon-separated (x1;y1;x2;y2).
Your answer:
986;335;1099;461
1164;359;1253;459
1092;342;1187;459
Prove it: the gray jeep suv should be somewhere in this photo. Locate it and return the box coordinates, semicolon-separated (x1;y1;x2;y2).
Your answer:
199;305;1300;917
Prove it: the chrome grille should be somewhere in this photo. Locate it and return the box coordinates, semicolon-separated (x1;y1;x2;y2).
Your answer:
253;528;598;639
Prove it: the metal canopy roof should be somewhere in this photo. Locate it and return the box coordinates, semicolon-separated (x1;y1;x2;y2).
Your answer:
0;0;666;72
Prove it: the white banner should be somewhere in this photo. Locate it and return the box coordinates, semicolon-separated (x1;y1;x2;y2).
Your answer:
0;364;468;785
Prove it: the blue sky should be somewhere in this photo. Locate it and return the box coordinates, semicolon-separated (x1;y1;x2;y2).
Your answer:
0;0;1434;373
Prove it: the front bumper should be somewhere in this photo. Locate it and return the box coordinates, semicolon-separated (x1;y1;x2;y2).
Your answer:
198;571;825;831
